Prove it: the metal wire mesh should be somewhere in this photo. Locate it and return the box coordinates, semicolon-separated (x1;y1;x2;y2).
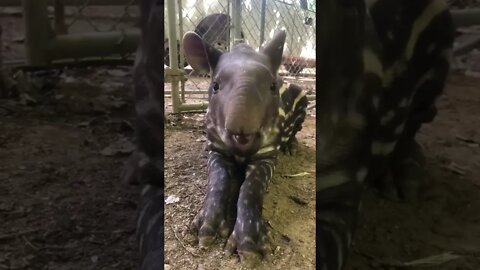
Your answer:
241;0;316;92
164;0;316;109
63;1;139;33
164;0;230;106
59;0;139;61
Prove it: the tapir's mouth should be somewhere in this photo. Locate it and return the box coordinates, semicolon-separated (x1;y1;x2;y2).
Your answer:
230;133;256;152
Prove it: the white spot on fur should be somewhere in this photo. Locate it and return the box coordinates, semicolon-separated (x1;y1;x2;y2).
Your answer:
356;167;368;183
363;49;383;76
394;123;405;135
365;0;379;7
141;185;151;196
278;107;286;117
318;171;351;190
257;145;275;155
380;110;396;125
399;98;409;108
371;141;397;155
373;96;380;110
387;31;394;40
414;69;435;91
384;61;407;87
347;112;366;129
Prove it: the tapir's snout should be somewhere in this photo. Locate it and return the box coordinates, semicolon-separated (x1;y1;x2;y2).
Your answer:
223;94;265;153
224;111;263;135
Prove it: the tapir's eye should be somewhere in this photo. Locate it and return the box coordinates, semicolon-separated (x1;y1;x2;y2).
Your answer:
270;82;276;93
212;82;220;93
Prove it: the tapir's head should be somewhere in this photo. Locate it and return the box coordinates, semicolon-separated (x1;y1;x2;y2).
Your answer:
183;30;286;156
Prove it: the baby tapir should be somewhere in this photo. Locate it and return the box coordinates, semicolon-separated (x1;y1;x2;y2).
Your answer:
182;30;308;264
317;0;454;269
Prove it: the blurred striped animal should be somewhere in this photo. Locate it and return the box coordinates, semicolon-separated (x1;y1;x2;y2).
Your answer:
317;0;454;269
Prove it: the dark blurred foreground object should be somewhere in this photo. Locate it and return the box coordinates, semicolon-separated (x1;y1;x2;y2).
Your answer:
130;0;165;269
317;0;454;269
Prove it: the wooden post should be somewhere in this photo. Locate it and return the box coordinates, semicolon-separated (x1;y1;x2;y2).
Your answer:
166;0;182;113
54;0;68;34
21;0;52;66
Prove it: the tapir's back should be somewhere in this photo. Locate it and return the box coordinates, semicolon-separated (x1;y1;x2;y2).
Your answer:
368;0;454;68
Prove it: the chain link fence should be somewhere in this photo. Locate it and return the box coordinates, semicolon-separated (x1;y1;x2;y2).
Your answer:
0;0;140;68
164;0;316;113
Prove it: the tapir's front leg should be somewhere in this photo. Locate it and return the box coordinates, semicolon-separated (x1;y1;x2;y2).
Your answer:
225;159;275;264
193;151;240;246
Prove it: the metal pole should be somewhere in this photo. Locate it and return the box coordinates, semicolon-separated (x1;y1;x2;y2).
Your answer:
451;9;480;27
229;0;242;49
177;0;186;103
21;0;51;66
54;0;68;34
167;0;182;113
47;29;140;60
259;0;267;48
179;103;209;111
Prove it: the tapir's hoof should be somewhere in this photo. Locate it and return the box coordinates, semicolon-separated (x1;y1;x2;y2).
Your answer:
191;207;233;248
379;140;426;202
377;171;401;201
224;218;272;266
281;137;299;156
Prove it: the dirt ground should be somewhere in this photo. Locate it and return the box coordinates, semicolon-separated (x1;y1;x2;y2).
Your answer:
0;66;139;270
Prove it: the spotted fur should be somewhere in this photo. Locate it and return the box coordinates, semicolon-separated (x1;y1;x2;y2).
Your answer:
317;0;454;269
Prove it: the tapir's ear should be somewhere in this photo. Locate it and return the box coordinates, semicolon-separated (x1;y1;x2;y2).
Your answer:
182;31;223;74
261;30;286;72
